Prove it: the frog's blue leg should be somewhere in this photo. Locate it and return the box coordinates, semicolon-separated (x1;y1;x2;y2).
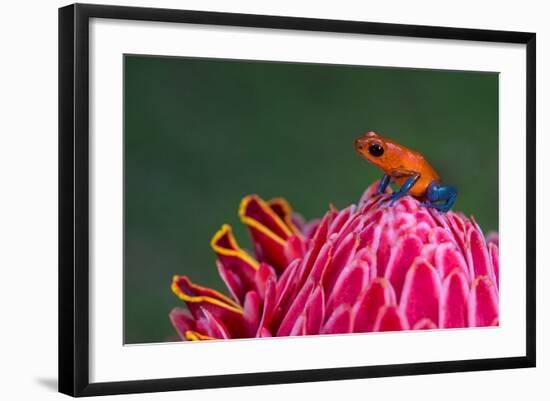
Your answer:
376;174;391;195
389;173;420;206
420;181;457;212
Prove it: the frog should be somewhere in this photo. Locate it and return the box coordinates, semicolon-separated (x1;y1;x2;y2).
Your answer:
355;131;457;212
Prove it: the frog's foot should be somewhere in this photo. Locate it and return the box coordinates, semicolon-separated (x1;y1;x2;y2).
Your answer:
421;181;457;213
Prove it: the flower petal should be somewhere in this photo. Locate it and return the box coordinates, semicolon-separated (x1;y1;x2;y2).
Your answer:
373;305;409;332
211;224;260;304
239;195;293;271
467;227;493;280
468;276;499;327
267;197;304;238
412;318;437;330
399;258;440;328
352;278;396;333
321;233;359;294
185;330;218;341
169;307;196;340
277;280;315;336
321;304;352;334
434;242;469;280
439;269;469;328
385;234;423;301
171;275;247;337
256;277;277;335
304;285;325;335
199;308;231;339
488;243;499;290
326;260;369;317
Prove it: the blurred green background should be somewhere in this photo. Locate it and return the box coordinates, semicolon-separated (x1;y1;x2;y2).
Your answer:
124;55;498;344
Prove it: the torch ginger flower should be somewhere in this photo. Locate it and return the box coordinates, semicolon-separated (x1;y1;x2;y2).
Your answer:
170;182;499;340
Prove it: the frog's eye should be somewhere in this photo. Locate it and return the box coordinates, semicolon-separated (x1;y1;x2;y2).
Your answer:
368;143;384;157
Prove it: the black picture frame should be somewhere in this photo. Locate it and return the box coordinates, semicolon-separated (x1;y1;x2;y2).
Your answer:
59;3;536;397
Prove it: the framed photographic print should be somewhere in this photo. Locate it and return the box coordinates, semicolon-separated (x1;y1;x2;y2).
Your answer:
58;3;536;397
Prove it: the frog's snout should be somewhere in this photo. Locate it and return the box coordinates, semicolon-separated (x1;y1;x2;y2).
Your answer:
355;137;368;156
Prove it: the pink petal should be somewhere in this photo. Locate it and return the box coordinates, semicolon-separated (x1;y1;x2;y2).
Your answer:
412;318;437;330
326;260;369;317
307;241;333;283
256;277;277;335
468;276;499;327
321;304;352;334
435;242;469;280
399;258;441;328
284;234;306;261
259;327;272;337
488;243;499;290
376;228;393;277
304;285;325;335
276;280;315;336
243;291;261;336
298;213;331;280
373;305;409;332
439;269;469;328
200;308;231;339
430;227;455;244
385;235;423;301
352;278;396;333
328;205;355;236
467;228;493;280
169;308;196;340
321;232;358;295
274;259;301;312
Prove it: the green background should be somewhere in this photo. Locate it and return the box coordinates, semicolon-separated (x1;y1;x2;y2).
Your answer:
124;55;498;344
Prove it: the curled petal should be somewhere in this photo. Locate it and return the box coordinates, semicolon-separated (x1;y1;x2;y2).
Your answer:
439;269;469;328
373;305;409;332
211;224;259;304
399;258;440;328
171;275;248;337
468;276;499;327
268;197;304;238
239;195;293;270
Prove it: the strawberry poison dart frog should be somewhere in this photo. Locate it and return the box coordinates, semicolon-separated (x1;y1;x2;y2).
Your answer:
355;131;457;212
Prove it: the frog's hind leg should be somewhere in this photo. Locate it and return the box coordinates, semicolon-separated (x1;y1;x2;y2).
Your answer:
420;181;457;212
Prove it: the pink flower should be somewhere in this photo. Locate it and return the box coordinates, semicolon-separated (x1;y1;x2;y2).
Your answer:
170;182;499;340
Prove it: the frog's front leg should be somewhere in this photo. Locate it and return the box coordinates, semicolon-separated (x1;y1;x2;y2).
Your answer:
376;173;391;195
389;173;420;206
420;181;457;212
